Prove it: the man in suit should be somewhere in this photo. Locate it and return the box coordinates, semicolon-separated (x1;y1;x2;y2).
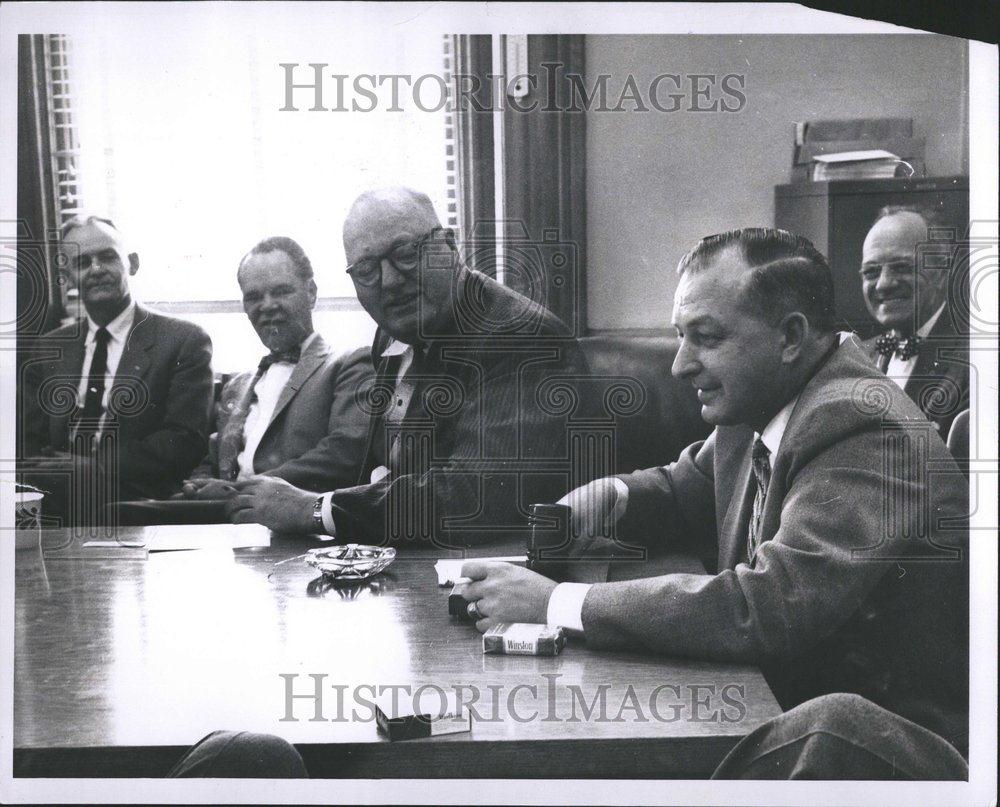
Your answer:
457;228;968;778
19;216;214;521
180;237;372;498
227;187;586;547
858;205;969;438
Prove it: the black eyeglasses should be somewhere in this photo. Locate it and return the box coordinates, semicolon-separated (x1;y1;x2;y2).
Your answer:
345;229;440;288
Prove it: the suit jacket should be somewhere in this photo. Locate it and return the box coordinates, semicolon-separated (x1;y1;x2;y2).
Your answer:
21;305;214;498
583;338;968;753
860;306;970;438
328;268;588;548
201;337;373;492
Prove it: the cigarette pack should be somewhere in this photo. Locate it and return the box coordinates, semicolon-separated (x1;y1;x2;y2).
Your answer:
482;622;566;656
375;690;471;741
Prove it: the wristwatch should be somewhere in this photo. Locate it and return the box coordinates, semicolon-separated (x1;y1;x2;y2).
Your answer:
312;496;327;535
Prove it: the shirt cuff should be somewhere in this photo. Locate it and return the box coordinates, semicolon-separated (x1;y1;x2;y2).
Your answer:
320;491;337;535
546;582;591;633
611;477;629;521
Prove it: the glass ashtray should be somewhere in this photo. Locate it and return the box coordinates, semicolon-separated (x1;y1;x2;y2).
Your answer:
304;543;396;581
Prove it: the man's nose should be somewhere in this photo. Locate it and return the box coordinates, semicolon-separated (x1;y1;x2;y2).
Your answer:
671;340;699;378
874;267;901;293
260;292;281;310
380;257;408;290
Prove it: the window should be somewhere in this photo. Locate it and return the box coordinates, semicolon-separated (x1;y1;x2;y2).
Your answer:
68;25;453;371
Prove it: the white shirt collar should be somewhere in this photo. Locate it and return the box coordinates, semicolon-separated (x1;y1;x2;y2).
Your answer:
85;300;136;344
756;395;799;456
916;302;946;339
300;331;319;352
381;337;412;358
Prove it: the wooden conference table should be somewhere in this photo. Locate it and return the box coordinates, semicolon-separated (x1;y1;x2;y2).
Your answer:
13;525;781;778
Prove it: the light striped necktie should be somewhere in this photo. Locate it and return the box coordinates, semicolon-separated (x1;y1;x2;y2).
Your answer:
748;437;771;566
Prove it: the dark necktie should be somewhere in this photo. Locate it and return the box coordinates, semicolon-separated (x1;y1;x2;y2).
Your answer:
216;350;299;481
747;437;771;566
73;327;110;439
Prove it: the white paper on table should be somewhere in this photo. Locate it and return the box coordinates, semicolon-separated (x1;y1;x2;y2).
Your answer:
145;523;271;551
82;524;272;552
434;556;527;587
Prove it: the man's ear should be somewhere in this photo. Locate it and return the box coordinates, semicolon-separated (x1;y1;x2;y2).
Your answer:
128;253;140;276
779;311;809;363
308;278;318;307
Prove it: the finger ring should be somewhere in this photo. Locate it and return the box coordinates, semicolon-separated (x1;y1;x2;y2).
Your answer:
467;600;483;620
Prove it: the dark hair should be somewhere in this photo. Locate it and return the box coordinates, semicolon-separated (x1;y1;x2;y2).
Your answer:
59;215;120;239
678;227;837;333
239;236;314;282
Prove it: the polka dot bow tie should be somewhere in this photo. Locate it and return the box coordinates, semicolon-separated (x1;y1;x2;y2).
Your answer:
875;333;922;360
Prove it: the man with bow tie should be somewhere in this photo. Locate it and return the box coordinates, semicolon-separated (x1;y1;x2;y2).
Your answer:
457;229;968;778
859;205;969;437
19;216;214;523
181;237;372;500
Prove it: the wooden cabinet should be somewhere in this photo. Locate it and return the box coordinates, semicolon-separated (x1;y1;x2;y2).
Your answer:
774;176;968;338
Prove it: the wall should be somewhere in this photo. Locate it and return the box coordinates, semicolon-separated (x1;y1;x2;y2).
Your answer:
585;35;968;331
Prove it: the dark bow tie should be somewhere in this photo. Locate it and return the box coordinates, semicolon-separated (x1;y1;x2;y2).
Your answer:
875;333;922;360
258;347;301;372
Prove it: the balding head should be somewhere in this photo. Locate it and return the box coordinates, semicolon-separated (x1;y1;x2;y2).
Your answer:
342;187;455;344
343;187;441;250
860;208;948;334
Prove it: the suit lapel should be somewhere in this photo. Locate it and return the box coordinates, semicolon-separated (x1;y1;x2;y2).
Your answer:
266;336;330;430
117;306;156;382
717;435;756;571
51;325;88;448
903;307;967;427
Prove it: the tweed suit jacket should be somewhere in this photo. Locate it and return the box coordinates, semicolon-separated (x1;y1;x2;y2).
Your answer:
583;338;968;753
21;306;214;498
327;268;588;548
202;337;373;492
860;305;970;438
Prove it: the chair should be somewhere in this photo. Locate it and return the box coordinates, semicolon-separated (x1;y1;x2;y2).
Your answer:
946;408;970;478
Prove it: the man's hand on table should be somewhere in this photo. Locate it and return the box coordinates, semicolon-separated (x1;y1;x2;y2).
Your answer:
174;477;238;500
556;476;622;553
458;562;558;633
227;475;317;533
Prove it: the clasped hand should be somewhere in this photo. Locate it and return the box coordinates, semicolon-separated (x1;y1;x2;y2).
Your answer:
226;475;318;533
456;562;557;633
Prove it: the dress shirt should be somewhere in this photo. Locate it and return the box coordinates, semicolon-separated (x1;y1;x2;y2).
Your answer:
546;395;800;633
885;303;946;389
318;337;418;535
236;332;318;480
75;301;136;438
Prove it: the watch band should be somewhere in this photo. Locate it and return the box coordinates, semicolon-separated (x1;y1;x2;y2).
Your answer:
312;495;326;534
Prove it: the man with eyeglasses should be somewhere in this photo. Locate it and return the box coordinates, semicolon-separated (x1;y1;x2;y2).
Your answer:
18;216;214;523
857;205;969;437
228;187;586;548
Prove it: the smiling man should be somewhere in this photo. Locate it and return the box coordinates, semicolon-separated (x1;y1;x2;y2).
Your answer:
458;228;969;779
227;187;585;547
858;206;969;437
19;216;214;522
181;237;372;500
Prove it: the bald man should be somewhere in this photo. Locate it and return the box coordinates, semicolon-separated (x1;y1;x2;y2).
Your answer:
228;187;587;547
19;216;213;523
858;206;969;437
